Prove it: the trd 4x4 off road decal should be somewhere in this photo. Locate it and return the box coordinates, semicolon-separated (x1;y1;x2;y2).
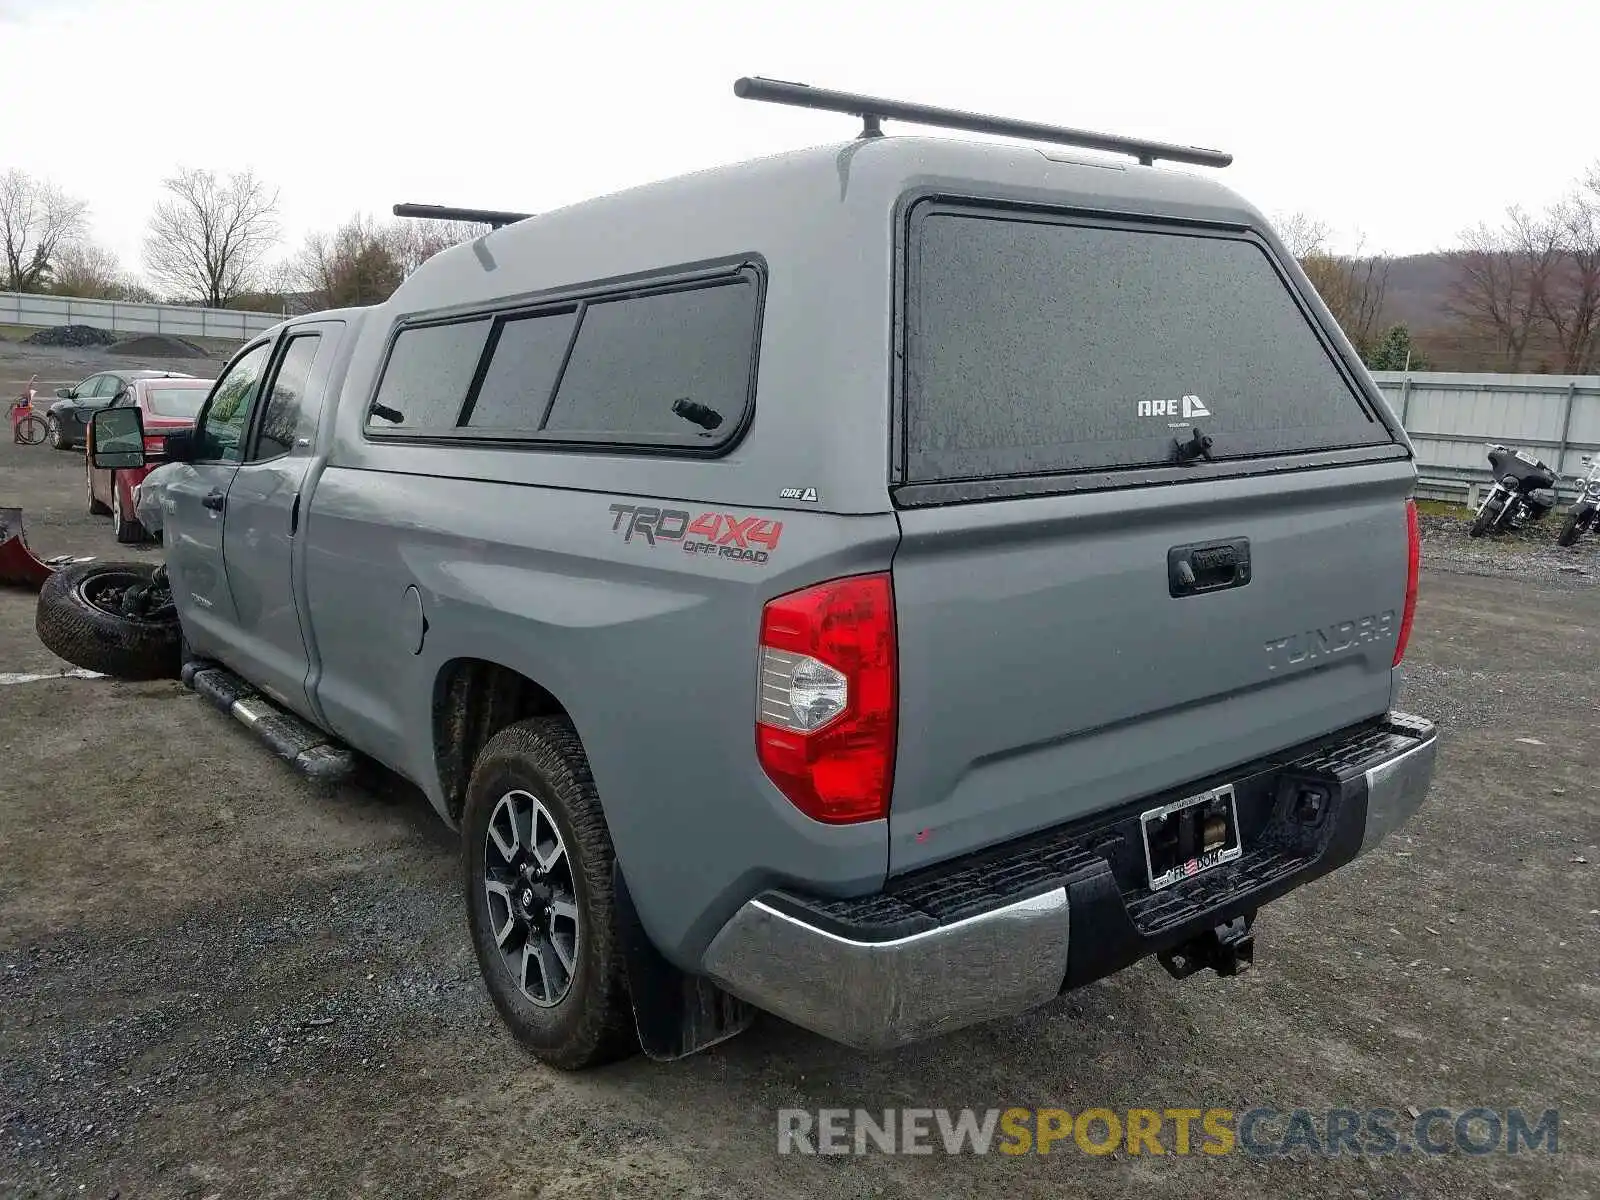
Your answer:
608;503;782;565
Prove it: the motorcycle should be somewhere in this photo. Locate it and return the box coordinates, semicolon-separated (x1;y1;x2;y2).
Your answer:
1556;454;1600;547
1469;444;1560;538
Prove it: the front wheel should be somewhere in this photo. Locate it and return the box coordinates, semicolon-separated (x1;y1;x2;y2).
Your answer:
47;414;69;450
1469;494;1504;538
462;717;637;1070
1558;508;1588;547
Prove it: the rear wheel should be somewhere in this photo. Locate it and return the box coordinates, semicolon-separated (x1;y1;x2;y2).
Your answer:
86;463;111;516
1469;494;1503;538
462;717;636;1070
111;475;147;544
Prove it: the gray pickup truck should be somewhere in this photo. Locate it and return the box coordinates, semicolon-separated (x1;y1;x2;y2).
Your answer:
51;79;1436;1071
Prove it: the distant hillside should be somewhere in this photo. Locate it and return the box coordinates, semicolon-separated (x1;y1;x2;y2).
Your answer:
1381;253;1456;331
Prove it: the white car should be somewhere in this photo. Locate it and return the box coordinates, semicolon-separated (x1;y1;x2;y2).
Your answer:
132;462;185;539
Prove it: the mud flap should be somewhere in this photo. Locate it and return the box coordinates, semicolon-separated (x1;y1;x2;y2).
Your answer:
614;865;756;1060
0;508;91;590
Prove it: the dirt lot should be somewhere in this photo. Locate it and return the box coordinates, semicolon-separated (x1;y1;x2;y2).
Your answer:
1;345;1597;1199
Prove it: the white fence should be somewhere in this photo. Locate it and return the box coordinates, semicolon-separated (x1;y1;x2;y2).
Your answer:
1372;371;1600;505
0;291;283;342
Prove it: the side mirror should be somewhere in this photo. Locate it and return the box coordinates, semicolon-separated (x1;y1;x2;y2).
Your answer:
90;407;147;470
55;386;73;400
162;428;197;464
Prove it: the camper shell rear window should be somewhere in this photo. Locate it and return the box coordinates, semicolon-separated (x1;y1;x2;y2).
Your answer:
900;202;1391;487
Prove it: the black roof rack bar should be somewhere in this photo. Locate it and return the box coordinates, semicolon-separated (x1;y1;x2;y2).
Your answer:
732;76;1232;169
391;203;533;229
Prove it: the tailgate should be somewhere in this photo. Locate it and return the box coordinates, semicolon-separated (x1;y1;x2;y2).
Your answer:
888;199;1412;873
889;462;1412;872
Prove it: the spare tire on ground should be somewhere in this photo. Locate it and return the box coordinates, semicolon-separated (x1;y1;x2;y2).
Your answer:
36;560;181;680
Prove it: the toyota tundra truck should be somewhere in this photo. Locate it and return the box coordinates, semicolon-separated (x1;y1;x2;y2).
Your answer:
63;78;1437;1070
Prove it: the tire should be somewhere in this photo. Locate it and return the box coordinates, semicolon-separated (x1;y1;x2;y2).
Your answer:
86;464;111;516
15;414;48;445
35;560;181;681
1469;495;1503;538
1557;509;1585;548
462;717;636;1070
47;415;69;450
111;476;147;544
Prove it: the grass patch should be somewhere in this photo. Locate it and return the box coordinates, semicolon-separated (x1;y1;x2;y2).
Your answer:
1416;499;1470;519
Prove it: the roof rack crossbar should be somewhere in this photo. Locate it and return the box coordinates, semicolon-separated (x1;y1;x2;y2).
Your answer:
732;76;1232;169
391;203;533;229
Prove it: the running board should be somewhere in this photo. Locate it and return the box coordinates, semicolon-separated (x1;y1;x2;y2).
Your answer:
182;660;356;783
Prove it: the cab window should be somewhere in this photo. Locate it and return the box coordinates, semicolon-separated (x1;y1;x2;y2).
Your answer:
196;342;272;462
249;334;323;461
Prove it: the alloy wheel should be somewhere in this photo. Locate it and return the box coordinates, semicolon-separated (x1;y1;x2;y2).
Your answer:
482;789;580;1007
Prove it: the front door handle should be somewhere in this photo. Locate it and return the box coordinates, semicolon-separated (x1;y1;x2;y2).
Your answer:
202;490;226;512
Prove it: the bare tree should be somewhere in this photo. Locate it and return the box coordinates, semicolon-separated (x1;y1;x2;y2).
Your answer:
289;213;405;309
1275;211;1391;359
1445;207;1561;372
385;217;488;278
0;169;89;292
49;241;151;300
285;213;487;311
1304;249;1391;360
1541;168;1600;374
1274;211;1332;261
143;168;280;307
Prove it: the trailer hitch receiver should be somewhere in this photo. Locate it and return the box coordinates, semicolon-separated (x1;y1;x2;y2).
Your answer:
1158;914;1255;979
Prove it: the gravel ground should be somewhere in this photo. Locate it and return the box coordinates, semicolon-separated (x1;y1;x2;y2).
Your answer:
2;348;1597;1199
1418;509;1600;588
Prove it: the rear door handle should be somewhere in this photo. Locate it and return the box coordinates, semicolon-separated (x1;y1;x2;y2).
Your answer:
202;490;226;512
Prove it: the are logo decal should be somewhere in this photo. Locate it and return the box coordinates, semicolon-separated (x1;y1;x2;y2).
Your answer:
778;486;819;503
1137;394;1211;420
608;503;782;565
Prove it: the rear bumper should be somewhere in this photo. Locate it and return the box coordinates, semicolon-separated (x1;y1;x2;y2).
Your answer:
702;711;1437;1051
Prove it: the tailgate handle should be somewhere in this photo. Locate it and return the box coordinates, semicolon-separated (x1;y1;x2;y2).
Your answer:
1169;538;1251;597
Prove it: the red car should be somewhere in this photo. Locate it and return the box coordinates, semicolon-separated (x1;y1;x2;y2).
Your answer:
87;376;214;543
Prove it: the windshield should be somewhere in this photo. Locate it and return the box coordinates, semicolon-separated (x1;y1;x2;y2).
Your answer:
145;386;208;419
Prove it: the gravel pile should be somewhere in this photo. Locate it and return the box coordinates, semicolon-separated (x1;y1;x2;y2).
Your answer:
1419;511;1600;588
23;324;117;349
108;334;208;359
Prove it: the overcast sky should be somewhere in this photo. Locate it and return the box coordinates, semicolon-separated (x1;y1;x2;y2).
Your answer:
4;0;1597;284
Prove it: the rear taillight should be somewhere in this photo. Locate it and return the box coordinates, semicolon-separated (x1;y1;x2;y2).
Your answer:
143;435;166;456
1393;498;1420;666
756;573;897;824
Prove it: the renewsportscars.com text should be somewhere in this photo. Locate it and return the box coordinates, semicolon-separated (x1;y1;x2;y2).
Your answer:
776;1106;1559;1158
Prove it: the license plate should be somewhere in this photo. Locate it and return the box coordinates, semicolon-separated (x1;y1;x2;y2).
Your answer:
1140;783;1243;891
